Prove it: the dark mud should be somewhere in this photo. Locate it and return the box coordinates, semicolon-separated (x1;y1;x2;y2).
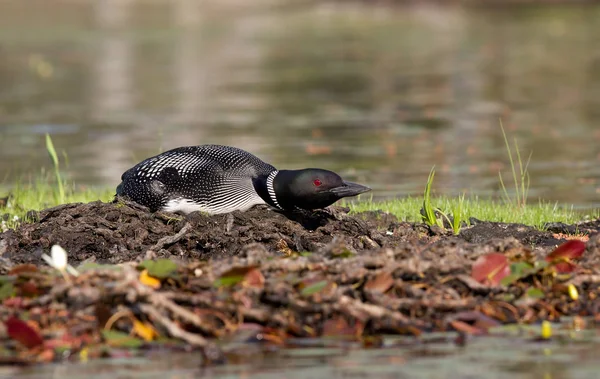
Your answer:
0;200;599;364
1;200;426;266
2;200;597;267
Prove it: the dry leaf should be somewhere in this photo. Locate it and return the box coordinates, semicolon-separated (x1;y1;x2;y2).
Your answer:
139;270;161;289
132;318;158;341
243;268;265;289
364;272;394;294
546;240;586;273
471;253;510;286
5;317;44;349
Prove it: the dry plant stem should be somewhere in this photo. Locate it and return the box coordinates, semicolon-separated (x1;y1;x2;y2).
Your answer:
104;309;135;331
336;295;416;326
395;297;475;311
139;303;210;347
126;268;213;335
568;275;600;286
148;222;193;252
149;293;217;335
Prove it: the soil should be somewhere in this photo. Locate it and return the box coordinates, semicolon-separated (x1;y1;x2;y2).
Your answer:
1;199;599;364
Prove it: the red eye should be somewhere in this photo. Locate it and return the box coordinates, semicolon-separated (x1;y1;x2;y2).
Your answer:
313;179;322;187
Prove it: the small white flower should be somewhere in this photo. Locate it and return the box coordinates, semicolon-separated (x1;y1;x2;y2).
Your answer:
51;245;67;269
42;244;79;277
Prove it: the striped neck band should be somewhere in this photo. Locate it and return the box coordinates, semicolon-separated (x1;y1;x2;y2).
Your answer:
266;171;282;209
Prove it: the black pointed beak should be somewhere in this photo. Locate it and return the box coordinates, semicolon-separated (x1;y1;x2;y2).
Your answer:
330;181;371;198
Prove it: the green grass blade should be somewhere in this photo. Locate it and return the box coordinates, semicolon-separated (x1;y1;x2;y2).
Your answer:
499;120;519;207
45;133;65;204
422;166;437;226
498;172;511;206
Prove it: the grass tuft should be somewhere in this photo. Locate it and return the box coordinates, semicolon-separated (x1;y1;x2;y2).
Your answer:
421;166;444;228
419;166;467;234
1;134;114;230
347;196;597;231
498;120;532;208
1;177;114;229
451;193;466;235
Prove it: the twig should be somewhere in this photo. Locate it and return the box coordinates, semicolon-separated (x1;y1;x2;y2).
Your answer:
568;275;600;286
144;290;218;335
148;222;192;252
139;303;209;347
335;295;422;327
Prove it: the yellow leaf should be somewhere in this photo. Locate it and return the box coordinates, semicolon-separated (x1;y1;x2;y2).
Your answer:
541;321;552;339
133;318;158;341
568;284;579;301
79;347;89;362
139;269;161;289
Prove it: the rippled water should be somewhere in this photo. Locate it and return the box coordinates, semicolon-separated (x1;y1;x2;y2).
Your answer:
6;327;600;379
0;0;599;207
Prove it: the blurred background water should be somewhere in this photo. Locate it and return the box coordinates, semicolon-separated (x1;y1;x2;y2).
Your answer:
0;0;599;207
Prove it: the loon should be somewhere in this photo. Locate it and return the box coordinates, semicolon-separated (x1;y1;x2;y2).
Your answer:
116;144;370;215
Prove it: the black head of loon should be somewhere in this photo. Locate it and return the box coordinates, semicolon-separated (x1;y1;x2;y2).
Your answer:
254;168;370;212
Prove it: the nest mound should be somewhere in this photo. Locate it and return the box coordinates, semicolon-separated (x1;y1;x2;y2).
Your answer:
0;201;599;364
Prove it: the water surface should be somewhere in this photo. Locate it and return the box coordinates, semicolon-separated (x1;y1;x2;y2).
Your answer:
0;0;599;207
5;328;600;379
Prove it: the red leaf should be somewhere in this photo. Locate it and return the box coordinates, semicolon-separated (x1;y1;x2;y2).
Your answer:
214;265;260;287
243;268;265;289
20;281;40;297
8;264;38;275
322;315;363;337
471;253;510;286
546;240;586;260
364;272;394;294
2;297;25;309
449;311;501;334
449;320;484;335
37;348;55;363
554;261;578;274
546;240;586;273
5;317;44;349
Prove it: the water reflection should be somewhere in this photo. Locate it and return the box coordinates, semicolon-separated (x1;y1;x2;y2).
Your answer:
0;0;598;206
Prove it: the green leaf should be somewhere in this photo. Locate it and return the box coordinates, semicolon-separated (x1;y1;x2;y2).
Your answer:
300;280;329;296
494;293;515;302
533;260;549;271
500;262;541;285
0;282;15;300
213;275;245;288
331;249;355;259
140;259;178;279
101;330;143;348
78;262;123;272
510;262;533;276
283;273;303;286
526;288;545;299
213;266;259;288
499;273;521;286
